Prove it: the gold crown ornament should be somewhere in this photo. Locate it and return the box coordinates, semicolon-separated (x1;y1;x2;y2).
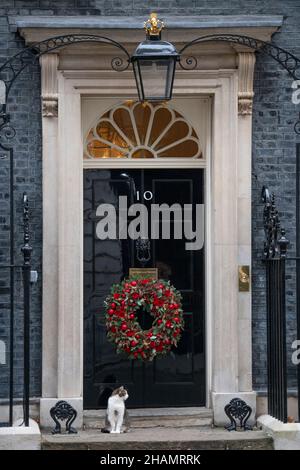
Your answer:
144;13;165;38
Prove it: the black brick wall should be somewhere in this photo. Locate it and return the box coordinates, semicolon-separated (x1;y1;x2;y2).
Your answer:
0;0;299;399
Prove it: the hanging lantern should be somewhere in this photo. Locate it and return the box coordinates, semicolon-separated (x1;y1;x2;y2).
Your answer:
131;13;179;102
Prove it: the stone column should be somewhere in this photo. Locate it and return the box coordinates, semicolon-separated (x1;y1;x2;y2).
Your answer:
237;52;256;393
56;76;83;402
39;58;83;428
211;61;257;425
40;54;59;422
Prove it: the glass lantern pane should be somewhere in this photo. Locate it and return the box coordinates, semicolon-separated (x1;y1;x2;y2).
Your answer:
165;57;176;98
133;62;144;101
138;59;174;101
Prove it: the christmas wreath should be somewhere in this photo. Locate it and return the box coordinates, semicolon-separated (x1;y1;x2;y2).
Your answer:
104;278;184;361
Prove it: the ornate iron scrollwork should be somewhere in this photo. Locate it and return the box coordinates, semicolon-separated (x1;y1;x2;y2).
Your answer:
0;105;16;148
261;186;289;259
0;34;131;149
179;55;198;70
50;400;78;434
0;34;131;100
224;398;253;431
177;34;300;135
178;34;300;81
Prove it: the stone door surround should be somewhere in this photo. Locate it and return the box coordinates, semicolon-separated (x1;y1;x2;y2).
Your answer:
15;16;282;427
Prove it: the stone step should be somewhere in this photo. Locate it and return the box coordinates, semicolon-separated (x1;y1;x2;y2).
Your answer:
83;407;213;429
42;427;274;450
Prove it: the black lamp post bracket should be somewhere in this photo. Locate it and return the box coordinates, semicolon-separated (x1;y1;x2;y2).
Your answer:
178;34;300;81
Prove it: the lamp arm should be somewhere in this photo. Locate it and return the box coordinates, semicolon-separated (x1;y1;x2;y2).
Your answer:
178;34;300;81
0;34;131;100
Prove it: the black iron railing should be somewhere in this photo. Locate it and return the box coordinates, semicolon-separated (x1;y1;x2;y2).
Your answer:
0;193;32;427
262;186;300;423
265;257;288;422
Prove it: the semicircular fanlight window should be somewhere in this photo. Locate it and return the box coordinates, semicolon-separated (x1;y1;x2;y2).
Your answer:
84;101;202;159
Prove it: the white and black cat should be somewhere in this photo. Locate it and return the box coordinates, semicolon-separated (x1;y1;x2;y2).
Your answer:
101;386;130;433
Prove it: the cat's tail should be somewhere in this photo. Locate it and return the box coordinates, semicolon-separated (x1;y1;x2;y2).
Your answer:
101;428;110;433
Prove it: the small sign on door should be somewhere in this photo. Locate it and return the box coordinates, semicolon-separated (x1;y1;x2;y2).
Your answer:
129;267;158;280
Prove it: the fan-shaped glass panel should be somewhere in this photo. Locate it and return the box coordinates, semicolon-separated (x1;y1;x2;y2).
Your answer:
84;101;202;159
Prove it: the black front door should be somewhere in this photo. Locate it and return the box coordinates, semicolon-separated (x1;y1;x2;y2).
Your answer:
84;169;205;408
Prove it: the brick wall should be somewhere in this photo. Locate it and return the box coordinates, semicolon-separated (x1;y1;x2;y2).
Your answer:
0;0;299;399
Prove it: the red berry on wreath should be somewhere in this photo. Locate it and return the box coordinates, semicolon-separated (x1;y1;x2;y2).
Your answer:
157;319;163;325
131;281;137;287
150;341;156;348
126;330;134;337
166;321;172;328
121;323;127;331
174;317;180;323
111;302;116;308
131;340;138;347
108;309;114;315
113;293;120;300
133;293;139;300
129;313;135;320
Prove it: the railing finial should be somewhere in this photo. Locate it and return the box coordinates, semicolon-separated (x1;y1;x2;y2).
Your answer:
262;186;289;259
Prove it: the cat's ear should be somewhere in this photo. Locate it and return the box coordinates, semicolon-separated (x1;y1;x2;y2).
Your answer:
119;386;124;390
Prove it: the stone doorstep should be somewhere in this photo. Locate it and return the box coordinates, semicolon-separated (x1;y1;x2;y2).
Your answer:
41;427;274;451
83;407;213;429
0;419;41;451
257;415;300;450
